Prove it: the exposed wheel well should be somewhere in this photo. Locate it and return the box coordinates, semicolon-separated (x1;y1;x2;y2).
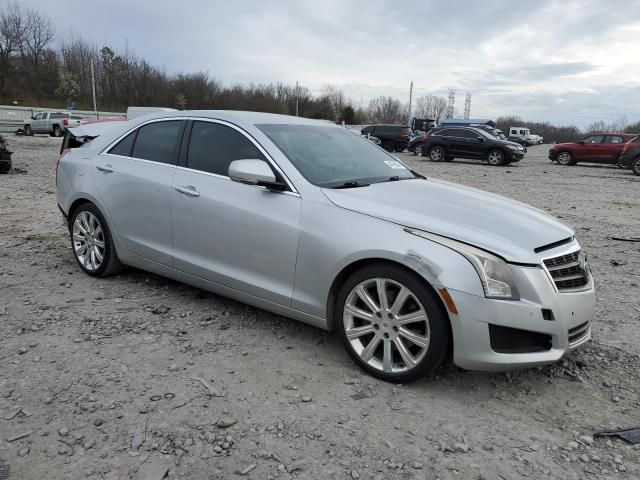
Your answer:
326;258;454;356
67;198;93;227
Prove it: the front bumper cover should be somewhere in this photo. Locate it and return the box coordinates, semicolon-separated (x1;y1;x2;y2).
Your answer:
447;266;595;371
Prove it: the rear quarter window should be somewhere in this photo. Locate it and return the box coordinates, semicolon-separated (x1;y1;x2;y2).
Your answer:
108;131;137;157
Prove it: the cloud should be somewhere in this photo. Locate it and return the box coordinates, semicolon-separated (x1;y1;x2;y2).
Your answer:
17;0;640;126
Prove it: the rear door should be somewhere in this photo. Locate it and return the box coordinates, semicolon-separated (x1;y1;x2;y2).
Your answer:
31;113;47;133
602;135;626;163
171;119;301;306
94;119;185;266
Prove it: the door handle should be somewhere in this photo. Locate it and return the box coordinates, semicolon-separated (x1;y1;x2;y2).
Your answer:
174;185;200;197
96;164;114;173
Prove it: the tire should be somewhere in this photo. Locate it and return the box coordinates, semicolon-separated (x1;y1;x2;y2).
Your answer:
394;146;404;153
69;203;122;277
24;125;33;136
487;149;506;166
0;163;10;174
556;151;574;166
428;145;445;162
52;125;62;137
632;157;640;176
382;141;394;152
414;143;423;157
335;263;450;383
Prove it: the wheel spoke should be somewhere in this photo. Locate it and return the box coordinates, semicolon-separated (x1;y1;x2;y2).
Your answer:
360;335;381;363
75;221;88;236
346;324;375;340
73;233;85;243
389;286;410;316
356;285;379;313
93;246;104;263
93;239;105;248
394;337;417;368
396;310;427;326
76;243;88;255
345;304;373;321
398;327;429;348
382;340;393;372
90;249;97;269
376;279;389;311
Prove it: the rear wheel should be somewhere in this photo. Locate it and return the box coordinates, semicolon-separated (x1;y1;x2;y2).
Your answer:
24;125;33;136
52;125;62;137
487;149;505;166
394;145;405;153
632;157;640;176
556;151;574;165
382;141;394;152
428;146;445;162
70;203;122;277
414;143;423;157
336;264;450;383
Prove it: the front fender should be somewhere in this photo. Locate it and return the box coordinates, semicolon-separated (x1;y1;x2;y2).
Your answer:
291;200;484;321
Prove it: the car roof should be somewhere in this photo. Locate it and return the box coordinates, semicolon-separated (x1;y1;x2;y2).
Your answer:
143;110;339;127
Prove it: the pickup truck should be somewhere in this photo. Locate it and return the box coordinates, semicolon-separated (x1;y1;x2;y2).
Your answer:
24;112;86;137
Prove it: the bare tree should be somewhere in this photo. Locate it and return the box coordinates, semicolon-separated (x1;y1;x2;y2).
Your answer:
19;5;55;96
367;96;406;123
0;2;25;97
413;95;448;123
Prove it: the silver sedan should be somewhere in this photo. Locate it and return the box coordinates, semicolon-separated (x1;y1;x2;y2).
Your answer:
56;111;595;382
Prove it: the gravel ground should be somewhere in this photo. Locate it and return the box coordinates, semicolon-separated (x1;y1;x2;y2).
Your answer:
1;135;639;480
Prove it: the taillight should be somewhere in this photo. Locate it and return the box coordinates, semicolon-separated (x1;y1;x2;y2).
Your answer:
56;149;70;186
422;134;430;141
63;118;69;126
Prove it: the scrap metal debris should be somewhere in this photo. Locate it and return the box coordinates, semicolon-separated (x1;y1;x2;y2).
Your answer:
594;426;640;444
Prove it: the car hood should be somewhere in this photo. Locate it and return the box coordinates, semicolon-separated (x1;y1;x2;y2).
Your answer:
322;178;574;264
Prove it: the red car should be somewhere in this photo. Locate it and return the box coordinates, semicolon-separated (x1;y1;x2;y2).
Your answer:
548;133;637;166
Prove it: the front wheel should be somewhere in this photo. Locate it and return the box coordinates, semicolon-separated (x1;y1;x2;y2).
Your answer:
428;146;445;162
487;149;505;166
336;264;450;383
70;203;122;277
556;151;574;166
632;158;640;176
24;125;33;136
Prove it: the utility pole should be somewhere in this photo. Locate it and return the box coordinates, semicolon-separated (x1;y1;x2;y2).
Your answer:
408;81;414;125
90;60;98;118
295;81;299;117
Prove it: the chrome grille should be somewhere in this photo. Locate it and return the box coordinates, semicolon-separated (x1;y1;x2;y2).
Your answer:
543;250;589;291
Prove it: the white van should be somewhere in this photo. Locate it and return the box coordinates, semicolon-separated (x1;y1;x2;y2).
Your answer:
509;126;543;144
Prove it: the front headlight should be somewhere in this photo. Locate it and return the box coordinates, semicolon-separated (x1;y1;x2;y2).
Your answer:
405;228;520;300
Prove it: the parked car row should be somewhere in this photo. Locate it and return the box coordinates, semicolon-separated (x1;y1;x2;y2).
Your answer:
548;133;639;174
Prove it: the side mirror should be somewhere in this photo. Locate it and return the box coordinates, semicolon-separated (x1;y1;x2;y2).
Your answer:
229;159;286;191
30;115;35;120
578;140;585;144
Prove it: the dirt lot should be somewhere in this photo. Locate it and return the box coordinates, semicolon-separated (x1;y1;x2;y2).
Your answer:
1;135;639;480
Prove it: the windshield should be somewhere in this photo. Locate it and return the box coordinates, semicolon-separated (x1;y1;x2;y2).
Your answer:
258;124;416;187
474;128;497;140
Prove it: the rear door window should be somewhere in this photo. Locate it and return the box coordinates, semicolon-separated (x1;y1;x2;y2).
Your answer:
187;121;266;176
108;131;137;157
131;120;184;165
605;135;625;144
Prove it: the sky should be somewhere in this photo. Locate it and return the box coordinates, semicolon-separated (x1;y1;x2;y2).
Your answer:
19;0;640;127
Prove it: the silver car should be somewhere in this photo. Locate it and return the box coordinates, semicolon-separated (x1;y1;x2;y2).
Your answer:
56;111;595;382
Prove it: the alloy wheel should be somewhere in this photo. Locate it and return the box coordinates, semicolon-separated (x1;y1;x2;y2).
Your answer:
343;278;430;374
487;150;504;166
415;144;423;157
72;211;106;271
557;152;572;165
429;147;443;161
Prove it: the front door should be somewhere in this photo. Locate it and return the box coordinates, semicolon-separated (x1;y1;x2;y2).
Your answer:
574;134;605;161
171;120;301;306
94;119;185;266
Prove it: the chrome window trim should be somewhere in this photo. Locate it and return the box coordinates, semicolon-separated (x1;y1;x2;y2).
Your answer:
102;116;299;195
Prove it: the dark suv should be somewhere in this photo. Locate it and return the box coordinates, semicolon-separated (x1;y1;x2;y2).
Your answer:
419;126;525;166
618;136;640;175
360;124;412;152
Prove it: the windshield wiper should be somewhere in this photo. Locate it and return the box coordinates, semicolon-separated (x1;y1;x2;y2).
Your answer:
331;181;370;189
